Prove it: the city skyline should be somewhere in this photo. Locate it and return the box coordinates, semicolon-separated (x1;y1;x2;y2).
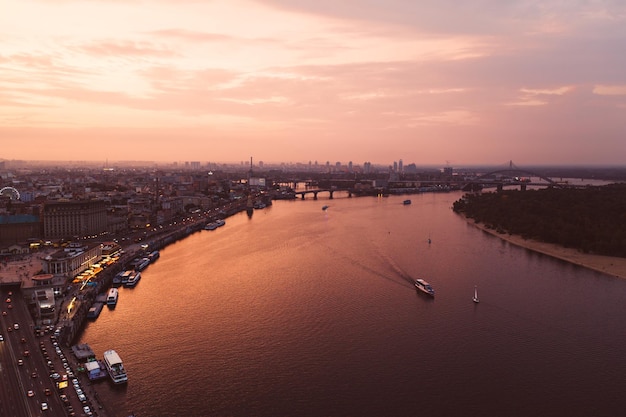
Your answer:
2;0;626;166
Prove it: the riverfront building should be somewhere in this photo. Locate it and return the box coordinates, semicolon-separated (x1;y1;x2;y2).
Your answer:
41;242;102;279
42;200;107;240
0;214;42;248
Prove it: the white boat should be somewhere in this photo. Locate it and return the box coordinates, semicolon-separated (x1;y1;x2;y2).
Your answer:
103;349;128;384
473;286;479;303
124;271;141;287
215;219;226;227
414;279;435;296
106;288;118;306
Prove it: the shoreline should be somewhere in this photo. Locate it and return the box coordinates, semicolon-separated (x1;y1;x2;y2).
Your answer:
464;216;626;279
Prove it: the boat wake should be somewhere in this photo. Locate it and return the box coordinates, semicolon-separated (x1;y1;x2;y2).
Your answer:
368;238;417;287
319;241;409;288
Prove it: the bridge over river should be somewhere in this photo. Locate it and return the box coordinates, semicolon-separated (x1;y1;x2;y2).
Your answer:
291;162;585;200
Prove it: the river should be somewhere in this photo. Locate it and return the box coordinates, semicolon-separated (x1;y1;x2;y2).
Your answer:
79;190;626;417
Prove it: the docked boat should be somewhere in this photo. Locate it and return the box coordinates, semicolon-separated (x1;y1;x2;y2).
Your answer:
148;250;160;263
415;279;435;296
103;349;128;384
87;302;104;319
135;257;150;271
106;288;119;307
124;271;141;288
112;273;123;287
215;219;226;227
205;222;218;230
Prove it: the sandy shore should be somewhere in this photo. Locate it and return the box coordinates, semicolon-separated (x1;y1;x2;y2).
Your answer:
465;217;626;279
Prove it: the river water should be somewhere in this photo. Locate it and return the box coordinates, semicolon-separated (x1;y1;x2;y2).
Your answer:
79;191;626;417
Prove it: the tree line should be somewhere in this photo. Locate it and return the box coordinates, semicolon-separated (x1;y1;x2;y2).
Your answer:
452;183;626;258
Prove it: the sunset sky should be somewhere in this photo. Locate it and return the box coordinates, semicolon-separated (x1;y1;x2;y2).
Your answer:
1;0;625;166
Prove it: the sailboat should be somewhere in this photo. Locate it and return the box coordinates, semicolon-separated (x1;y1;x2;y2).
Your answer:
473;286;479;303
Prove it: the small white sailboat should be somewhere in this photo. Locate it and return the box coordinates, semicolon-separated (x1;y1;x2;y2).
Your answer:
473;286;479;303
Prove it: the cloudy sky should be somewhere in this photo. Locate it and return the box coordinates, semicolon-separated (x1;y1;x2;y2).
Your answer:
1;0;625;166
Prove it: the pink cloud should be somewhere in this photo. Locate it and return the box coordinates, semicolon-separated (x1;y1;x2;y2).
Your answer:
76;40;178;58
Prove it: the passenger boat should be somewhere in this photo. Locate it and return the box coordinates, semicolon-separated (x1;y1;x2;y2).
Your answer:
205;222;218;230
414;279;435;296
135;257;150;271
106;288;119;306
87;302;104;319
148;251;160;263
112;273;123;287
124;271;141;287
103;349;128;384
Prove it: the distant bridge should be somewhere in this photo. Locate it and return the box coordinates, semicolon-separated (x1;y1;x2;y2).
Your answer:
287;161;581;199
459;161;568;191
294;188;353;199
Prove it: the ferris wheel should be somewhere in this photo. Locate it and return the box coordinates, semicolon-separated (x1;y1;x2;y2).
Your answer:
0;186;20;200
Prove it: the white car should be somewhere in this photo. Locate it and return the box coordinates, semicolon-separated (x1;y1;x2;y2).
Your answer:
41;402;48;411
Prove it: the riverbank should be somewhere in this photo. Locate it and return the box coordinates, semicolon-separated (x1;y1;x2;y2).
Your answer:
465;216;626;279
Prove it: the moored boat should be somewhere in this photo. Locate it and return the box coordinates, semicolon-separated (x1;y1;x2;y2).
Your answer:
87;302;104;319
112;273;123;287
124;271;141;287
148;250;160;262
103;349;128;384
205;222;218;230
106;288;119;307
135;257;150;271
415;279;435;296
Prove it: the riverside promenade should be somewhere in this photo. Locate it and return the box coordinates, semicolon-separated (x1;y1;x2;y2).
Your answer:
0;199;250;417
